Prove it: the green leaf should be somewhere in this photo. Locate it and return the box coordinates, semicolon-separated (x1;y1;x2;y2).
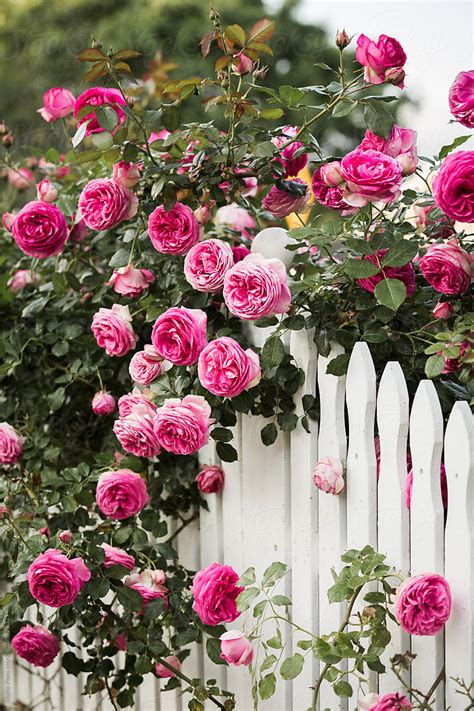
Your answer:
261;422;278;446
425;354;445;379
236;586;260;612
325;353;350;376
109;248;130;268
280;653;304;680
260;655;277;672
332;98;356;118
47;387;66;412
62;651;84;676
117;585;143;611
135;655;153;674
206;636;226;665
262;561;287;587
272;594;291;606
96;106;119;132
238;567;256;586
91;131;114;151
216;441;238;463
163;106;181;132
71;120;89;148
363;101;395;139
279;85;305;107
210;427;233;443
345;259;380;278
374;278;407;311
258;673;276;700
225;24;246;46
260;108;284;120
256;141;275;158
439;134;471;159
334;680;353;697
382;241;418;267
261;336;285;369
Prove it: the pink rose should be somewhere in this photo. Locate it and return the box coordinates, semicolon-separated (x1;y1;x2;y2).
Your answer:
220;630;253;666
262;179;310;217
312;456;345;495
358;693;381;710
2;212;15;231
102;543;135;571
36;178;58;203
27;549;91;607
432;301;453;319
320;161;343;186
118;392;156;418
312;166;357;215
233;52;253;76
114;402;161;458
114;633;128;651
441;341;469;374
74;87;126;135
95;469;149;520
432;151;474;222
8;168;33;190
69;217;88;243
91;304;137;357
155;655;181;678
394;573;451;636
11;625;60;667
148;202;200;255
419;239;472;295
107;266;154;297
7;269;39;293
184;239;234;292
154;395;212;455
124;569;168;607
196;465;225;494
194;203;212;224
356;34;407;87
198;337;261;398
359;124;418;176
223;253;291;320
59;530;73;544
151;306;207;366
448;70;474;128
79;178;138;231
0;422;23;464
360;692;412;710
129;346;165;385
341;149;403;206
272;125;308;178
356;249;416;297
91;391;116;415
192;563;243;626
11;201;68;258
112;161;142;188
215;203;256;239
37;88;75;122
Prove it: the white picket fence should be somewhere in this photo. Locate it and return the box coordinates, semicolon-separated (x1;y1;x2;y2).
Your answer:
2;332;473;711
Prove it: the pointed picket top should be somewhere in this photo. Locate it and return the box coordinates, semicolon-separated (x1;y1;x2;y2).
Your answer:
444;401;474;708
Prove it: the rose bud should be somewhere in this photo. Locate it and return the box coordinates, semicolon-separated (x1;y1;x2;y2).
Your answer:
59;530;73;544
92;392;116;416
112;161;142;189
155;655;181;678
2;133;14;148
233;51;254;76
336;29;351;50
39;526;51;539
220;630;253;666
312;457;345;495
385;67;406;87
194;203;212;225
195;465;225;494
2;212;15;232
320;161;344;186
36;179;58;203
8;167;33;190
432;301;453;319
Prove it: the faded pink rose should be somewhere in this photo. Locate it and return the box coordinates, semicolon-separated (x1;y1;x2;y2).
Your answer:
95;469;149;520
233;52;253;75
194;203;212;224
272;125;308;178
356;249;416;297
152;306;207;366
91;304;137;357
192;562;243;626
27;549;91;607
91;391;116;415
11;625;60;667
129;346;165;385
220;630;253;667
432;301;454;319
8;168;33;190
79;178;138;231
0;422;23;464
74;87;126;135
107;266;154;297
36;178;58;203
419;239;471;295
118;392;156;418
312;166;356;215
223;253;291;320
432;151;474;223
38;87;75;122
356;34;407;87
359;692;412;710
11;201;68;258
114;403;161;458
262;179;310;217
448;70;474;128
394;573;451;636
341;149;403;206
112;161;142;188
198;336;261;398
102;543;135;571
155;655;181;678
312;457;345;495
196;465;225;494
154;395;212;455
8;269;39;293
148;202;200;255
124;569;168;607
184;239;234;292
359;124;418;176
215;203;256;239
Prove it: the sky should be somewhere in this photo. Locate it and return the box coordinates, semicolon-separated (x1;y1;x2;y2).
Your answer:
265;0;474;155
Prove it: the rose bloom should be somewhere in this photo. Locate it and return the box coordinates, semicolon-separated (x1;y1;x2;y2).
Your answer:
215;203;256;239
419;239;472;295
192;562;243;626
112;161;142;188
394;573;451;636
356;249;416;298
223;253;291;321
27;549;91;607
312;166;357;215
8;167;33;190
69;217;88;243
198;337;261;398
148;202;200;255
432;301;453;319
152;306;207;366
220;630;253;667
59;530;73;544
91;304;137;357
341;149;403;207
359;124;418;176
124;569;168;607
448;70;474;128
36;178;58;203
102;543;135;571
74;87;126;135
312;457;345;495
129;345;166;385
118;392;156;418
154;395;212;456
184;239;234;292
155;655;181;678
356;34;407;87
11;201;68;258
432;151;474;223
262;179;310;217
114;403;161;458
11;625;60;668
91;391;116;416
107;265;154;297
79;178;138;231
359;693;412;710
196;465;225;494
37;87;75;122
8;269;39;293
232;244;251;262
194;203;212;224
233;51;253;76
272;125;308;178
114;633;128;651
0;422;23;464
95;469;150;520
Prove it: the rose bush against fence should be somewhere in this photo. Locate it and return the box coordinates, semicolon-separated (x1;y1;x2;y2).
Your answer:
0;8;472;711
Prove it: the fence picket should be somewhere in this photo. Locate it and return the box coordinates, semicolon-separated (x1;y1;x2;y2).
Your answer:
444;401;474;708
409;380;445;710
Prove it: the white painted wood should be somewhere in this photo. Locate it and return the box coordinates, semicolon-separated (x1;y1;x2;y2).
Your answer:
409;380;445;710
376;362;411;696
444;402;474;708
